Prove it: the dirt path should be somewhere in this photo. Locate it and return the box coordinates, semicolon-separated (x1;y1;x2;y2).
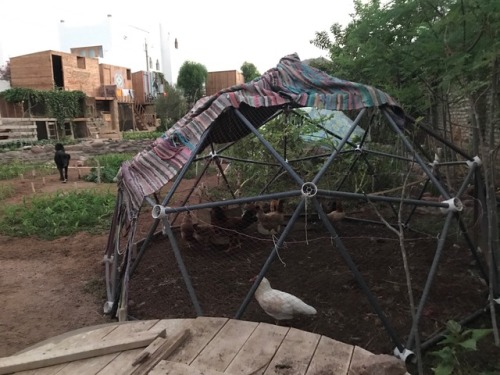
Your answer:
0;171;113;357
0;166;218;357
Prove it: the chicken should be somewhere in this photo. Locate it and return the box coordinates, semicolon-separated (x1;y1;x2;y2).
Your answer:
194;182;212;204
193;222;230;247
327;200;345;222
180;211;229;249
252;277;317;322
210;204;258;231
208;204;258;250
270;199;284;212
180;212;196;243
255;202;284;235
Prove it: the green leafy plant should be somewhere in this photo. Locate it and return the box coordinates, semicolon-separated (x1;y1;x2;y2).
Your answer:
430;320;492;375
0;189;115;240
0;161;53;180
83;153;134;183
122;131;163;141
0;88;86;129
0;183;15;201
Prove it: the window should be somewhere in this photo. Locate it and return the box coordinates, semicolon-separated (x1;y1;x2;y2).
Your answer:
156;59;160;70
89;49;95;58
126;69;131;80
149;57;152;69
77;56;86;69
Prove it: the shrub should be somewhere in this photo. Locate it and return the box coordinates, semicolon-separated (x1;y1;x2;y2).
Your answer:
0;183;15;201
83;153;134;183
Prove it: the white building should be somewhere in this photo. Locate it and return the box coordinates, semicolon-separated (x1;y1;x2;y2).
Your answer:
58;15;178;84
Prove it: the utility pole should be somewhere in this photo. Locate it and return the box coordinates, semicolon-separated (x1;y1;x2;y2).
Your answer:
145;39;149;73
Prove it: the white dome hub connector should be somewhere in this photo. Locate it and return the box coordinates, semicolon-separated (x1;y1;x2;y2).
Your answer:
439;197;464;213
152;205;171;219
394;346;414;362
301;182;318;198
466;156;482;168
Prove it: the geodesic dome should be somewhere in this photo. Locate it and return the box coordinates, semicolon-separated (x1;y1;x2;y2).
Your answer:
104;53;497;360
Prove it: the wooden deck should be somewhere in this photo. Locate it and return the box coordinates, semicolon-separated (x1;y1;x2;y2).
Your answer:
0;317;377;375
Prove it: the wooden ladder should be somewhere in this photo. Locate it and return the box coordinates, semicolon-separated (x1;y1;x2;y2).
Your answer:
86;119;101;139
47;121;58;140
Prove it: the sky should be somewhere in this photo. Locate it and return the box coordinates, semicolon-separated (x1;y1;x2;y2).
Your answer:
0;0;356;77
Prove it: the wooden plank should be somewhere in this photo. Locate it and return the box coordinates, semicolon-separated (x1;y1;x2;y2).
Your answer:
16;325;119;359
167;317;229;365
225;322;289;375
149;360;227;375
125;329;190;375
103;320;160;340
0;125;36;130
263;328;320;375
347;346;373;375
190;319;258;373
306;336;354;375
91;349;143;375
0;133;36;137
47;353;119;375
13;363;68;375
0;330;166;375
98;319;191;375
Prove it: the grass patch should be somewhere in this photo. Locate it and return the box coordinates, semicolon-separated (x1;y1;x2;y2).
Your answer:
0;189;116;240
122;131;163;141
0;161;53;180
0;183;15;201
83;153;135;183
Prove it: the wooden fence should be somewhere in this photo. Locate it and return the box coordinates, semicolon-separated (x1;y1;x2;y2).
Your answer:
0;118;38;145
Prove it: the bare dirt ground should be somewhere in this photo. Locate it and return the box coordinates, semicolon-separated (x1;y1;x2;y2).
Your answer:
0;170;114;357
1;165;499;374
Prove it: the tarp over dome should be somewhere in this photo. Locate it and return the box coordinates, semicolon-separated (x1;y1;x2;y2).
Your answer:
117;53;404;217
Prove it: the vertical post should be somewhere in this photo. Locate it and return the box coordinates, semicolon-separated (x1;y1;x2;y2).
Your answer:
406;212;454;349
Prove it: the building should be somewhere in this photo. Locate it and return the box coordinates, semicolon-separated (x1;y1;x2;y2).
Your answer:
205;70;245;96
4;49;160;141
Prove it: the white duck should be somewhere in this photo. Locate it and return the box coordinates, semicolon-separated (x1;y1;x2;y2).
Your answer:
252;277;317;322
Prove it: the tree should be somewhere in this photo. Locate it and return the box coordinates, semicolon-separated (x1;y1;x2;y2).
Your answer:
176;61;208;106
312;0;500;362
155;83;188;131
0;60;11;81
240;62;260;82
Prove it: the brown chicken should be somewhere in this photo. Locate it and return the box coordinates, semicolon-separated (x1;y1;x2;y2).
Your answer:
180;211;229;249
180;212;195;241
327;200;345;222
256;202;284;235
270;199;284;213
193;222;230;247
210;204;258;231
209;204;258;250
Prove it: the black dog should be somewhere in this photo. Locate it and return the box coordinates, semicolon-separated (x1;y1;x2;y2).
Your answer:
54;143;71;182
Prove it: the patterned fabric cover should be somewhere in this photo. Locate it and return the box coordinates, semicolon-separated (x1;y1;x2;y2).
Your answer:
117;53;403;219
